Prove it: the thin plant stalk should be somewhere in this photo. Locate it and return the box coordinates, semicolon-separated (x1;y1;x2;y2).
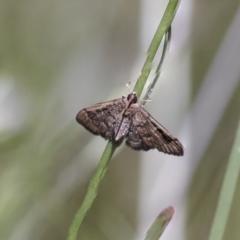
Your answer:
142;27;172;102
133;0;179;97
67;1;180;240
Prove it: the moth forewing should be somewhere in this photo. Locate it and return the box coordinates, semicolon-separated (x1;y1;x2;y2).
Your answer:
135;106;184;156
76;98;125;140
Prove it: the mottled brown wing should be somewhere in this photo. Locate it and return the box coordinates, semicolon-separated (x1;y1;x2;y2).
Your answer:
126;105;184;156
76;98;126;140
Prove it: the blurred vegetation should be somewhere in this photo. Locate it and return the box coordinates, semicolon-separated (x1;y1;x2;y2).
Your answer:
187;1;240;240
0;1;141;239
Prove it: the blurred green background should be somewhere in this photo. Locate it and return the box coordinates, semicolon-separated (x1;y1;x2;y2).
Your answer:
0;0;240;240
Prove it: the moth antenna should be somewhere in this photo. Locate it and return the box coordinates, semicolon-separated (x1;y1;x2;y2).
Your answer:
139;98;151;107
126;82;132;93
126;77;139;92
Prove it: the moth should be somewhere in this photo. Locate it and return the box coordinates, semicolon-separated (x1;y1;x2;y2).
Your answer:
76;92;183;156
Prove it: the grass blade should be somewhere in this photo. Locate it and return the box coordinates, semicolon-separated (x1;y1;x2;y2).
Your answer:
208;119;240;240
145;206;175;240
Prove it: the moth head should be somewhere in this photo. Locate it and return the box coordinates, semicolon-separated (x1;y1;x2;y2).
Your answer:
127;92;138;103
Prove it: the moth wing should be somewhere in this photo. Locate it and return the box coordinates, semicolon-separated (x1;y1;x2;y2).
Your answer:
76;98;126;140
126;105;184;156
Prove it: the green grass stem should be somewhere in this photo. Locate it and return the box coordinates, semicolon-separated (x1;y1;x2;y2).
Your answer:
208;119;240;240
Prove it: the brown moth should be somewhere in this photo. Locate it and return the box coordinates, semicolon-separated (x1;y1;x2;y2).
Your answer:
76;92;183;156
